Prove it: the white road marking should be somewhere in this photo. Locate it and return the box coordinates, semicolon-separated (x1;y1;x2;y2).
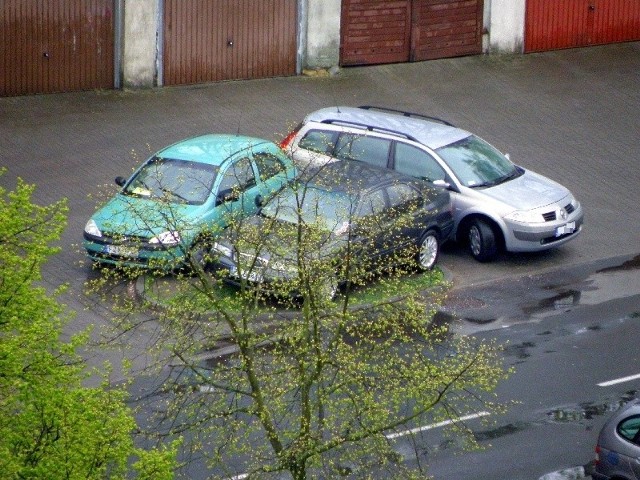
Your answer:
227;412;492;478
598;373;640;387
538;466;586;480
384;411;491;440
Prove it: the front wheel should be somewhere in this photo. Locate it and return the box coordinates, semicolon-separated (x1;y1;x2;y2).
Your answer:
416;230;440;271
467;219;497;262
319;275;339;302
188;239;213;272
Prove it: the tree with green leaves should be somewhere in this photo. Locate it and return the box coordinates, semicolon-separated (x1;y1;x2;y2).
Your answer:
89;160;511;479
0;171;177;479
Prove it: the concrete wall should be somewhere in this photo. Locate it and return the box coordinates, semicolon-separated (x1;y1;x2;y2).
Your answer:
122;0;159;88
304;0;341;68
487;0;526;53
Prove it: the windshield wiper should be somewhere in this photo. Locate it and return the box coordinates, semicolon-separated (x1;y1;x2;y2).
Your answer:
470;169;520;189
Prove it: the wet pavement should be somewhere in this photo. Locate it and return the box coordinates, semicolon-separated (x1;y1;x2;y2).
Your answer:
438;253;640;336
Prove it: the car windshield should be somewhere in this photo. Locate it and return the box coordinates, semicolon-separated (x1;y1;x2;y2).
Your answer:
436;135;519;188
261;185;356;232
124;157;218;205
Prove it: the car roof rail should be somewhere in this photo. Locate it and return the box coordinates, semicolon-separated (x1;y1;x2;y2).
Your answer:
358;105;455;127
319;119;419;142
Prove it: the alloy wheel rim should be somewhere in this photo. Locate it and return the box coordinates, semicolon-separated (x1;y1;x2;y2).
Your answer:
469;226;481;256
419;235;438;269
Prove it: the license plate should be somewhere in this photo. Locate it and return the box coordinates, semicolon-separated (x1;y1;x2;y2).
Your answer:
103;244;139;257
230;266;264;283
555;222;576;237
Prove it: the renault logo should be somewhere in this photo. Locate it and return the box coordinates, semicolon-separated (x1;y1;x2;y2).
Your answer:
559;207;567;221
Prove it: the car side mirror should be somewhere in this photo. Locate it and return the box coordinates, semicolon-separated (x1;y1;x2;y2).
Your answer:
115;176;127;187
432;179;451;189
505;153;511;161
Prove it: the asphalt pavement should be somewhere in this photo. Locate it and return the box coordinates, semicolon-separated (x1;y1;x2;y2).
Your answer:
1;42;639;293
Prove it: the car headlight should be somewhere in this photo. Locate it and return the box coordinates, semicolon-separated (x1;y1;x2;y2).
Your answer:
504;210;544;224
213;242;233;258
84;219;102;237
149;231;181;246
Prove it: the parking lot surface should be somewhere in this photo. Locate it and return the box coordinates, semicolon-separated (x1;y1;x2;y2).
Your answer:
1;42;639;290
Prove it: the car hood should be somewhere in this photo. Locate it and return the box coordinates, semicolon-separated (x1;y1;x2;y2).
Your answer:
480;169;570;211
219;215;343;263
90;194;199;237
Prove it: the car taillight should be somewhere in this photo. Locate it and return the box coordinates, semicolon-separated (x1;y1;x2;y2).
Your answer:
594;445;601;465
279;124;301;150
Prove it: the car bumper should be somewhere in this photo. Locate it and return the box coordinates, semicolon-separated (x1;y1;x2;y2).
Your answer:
503;206;584;253
83;237;186;270
213;255;296;287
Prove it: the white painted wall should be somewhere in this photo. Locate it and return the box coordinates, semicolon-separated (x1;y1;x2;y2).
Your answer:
122;0;159;88
487;0;526;53
305;0;341;68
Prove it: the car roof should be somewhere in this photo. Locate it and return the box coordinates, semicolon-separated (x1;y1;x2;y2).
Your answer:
308;160;425;194
156;134;273;166
304;106;471;150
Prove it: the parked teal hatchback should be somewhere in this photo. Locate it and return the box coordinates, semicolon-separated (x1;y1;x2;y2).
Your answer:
83;134;297;270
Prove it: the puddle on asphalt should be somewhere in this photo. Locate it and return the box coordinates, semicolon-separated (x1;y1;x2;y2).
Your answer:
439;254;640;332
466;391;640;446
473;421;530;441
545;391;638;424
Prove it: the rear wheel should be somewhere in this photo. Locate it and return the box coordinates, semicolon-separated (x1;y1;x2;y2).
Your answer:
468;219;497;262
416;230;440;271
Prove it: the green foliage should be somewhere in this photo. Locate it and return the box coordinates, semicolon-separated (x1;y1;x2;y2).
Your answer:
0;172;176;479
88;166;510;479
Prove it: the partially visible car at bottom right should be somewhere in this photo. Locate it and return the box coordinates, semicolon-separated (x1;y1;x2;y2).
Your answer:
593;398;640;480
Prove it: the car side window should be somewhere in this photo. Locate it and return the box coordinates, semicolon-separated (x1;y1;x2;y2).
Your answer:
618;415;640;444
386;182;422;214
335;134;391;168
357;188;387;218
218;157;256;194
253;153;286;181
394;142;446;182
298;130;338;154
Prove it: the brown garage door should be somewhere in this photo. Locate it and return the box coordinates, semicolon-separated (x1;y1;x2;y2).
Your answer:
1;0;114;97
525;0;640;52
412;0;484;61
340;0;483;66
163;0;297;86
340;0;412;66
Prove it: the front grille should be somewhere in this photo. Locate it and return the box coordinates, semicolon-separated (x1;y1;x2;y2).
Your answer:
542;203;575;222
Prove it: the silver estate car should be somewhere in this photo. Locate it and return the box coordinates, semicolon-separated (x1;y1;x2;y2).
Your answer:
281;106;584;262
594;399;640;480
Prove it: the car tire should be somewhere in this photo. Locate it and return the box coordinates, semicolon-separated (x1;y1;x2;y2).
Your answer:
416;229;440;271
468;219;498;262
320;275;338;302
188;239;213;272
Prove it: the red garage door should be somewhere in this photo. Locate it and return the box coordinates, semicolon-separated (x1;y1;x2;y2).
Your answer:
0;0;114;96
163;0;297;85
525;0;640;52
340;0;483;66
